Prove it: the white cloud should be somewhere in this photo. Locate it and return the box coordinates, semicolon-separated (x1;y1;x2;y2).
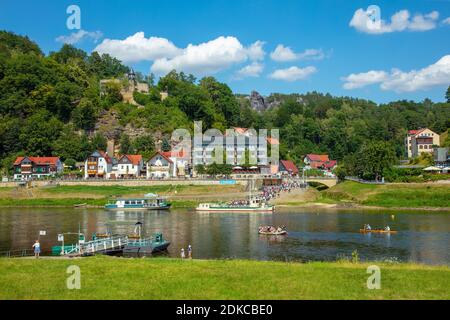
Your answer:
350;8;439;34
342;71;389;89
93;32;181;63
235;62;264;79
246;41;266;61
270;44;324;62
150;36;261;76
342;55;450;92
94;32;265;76
269;66;317;82
443;17;450;25
56;29;103;44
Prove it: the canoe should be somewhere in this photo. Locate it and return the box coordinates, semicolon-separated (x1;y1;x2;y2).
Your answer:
259;230;287;236
359;229;397;234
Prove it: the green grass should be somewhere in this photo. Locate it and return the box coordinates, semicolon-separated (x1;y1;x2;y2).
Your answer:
0;256;448;300
321;181;450;208
0;198;105;207
42;184;186;196
0;184;241;208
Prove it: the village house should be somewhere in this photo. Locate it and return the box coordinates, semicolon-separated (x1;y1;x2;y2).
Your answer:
147;151;175;178
13;156;63;181
304;154;337;173
116;155;144;178
279;160;299;176
84;151;113;179
405;128;440;158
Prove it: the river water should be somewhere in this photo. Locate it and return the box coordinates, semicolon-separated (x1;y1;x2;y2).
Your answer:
0;208;449;265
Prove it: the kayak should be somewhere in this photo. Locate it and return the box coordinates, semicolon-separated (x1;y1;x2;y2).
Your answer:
359;229;397;234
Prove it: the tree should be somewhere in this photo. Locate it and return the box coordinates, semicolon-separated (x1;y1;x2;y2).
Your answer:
446;86;450;103
132;135;155;159
119;134;131;154
71;98;97;130
355;141;397;181
90;132;107;151
161;137;171;152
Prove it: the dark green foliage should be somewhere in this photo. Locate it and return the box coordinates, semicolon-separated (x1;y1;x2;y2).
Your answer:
161;137;171;152
119;134;131;155
131;135;155;159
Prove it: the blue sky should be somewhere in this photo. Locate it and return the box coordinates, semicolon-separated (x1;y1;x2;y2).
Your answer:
1;0;449;103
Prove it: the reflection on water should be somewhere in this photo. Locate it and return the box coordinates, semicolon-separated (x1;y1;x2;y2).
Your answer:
0;208;449;265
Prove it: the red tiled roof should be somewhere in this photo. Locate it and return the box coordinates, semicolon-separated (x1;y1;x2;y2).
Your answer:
306;154;329;162
233;127;248;135
280;160;299;174
323;160;337;169
161;149;187;159
98;151;112;164
14;156;60;166
120;154;142;165
151;151;173;163
266;137;280;145
408;129;425;135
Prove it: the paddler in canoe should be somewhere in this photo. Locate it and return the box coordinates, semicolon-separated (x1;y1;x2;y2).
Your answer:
360;224;396;233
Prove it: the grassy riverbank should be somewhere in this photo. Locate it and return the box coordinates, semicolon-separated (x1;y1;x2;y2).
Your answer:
0;181;448;210
0;256;448;299
0;184;241;208
319;181;450;208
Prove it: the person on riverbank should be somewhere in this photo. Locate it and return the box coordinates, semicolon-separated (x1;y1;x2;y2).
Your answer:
32;240;40;259
188;245;192;259
181;248;185;259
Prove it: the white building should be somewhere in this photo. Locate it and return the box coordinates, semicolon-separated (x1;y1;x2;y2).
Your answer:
147;151;174;178
84;151;113;179
116;155;143;178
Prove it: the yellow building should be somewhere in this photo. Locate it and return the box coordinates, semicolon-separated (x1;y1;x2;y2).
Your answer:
405;128;440;158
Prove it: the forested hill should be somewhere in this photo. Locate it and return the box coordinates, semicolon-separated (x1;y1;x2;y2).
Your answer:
0;31;449;173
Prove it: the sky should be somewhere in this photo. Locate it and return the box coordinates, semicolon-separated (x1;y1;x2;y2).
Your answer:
1;0;449;103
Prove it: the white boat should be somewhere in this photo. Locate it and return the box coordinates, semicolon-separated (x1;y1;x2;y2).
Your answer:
105;194;171;210
196;196;274;212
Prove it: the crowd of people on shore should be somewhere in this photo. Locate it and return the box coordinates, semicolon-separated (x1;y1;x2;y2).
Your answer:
260;181;306;202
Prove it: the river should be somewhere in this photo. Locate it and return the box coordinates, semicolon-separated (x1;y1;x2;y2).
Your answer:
0;208;449;265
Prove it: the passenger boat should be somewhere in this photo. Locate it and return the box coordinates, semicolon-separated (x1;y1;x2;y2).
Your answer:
359;229;397;234
196;196;274;212
105;193;171;210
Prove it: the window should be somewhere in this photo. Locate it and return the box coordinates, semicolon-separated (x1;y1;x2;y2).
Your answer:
419;145;423;149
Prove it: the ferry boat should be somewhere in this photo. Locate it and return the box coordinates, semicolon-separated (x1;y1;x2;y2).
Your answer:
196;196;274;213
105;193;171;210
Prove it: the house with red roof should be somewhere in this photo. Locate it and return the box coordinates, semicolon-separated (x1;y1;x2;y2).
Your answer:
84;151;113;179
405;128;440;158
279;160;299;176
13;156;63;181
304;154;337;172
116;154;144;178
147;151;174;178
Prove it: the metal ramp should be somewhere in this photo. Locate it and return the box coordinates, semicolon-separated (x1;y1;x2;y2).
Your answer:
59;235;129;256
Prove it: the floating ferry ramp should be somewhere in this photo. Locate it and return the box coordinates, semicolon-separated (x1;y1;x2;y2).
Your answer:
59;235;129;257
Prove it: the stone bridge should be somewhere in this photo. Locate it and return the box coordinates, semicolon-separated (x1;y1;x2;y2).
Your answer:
305;178;338;188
